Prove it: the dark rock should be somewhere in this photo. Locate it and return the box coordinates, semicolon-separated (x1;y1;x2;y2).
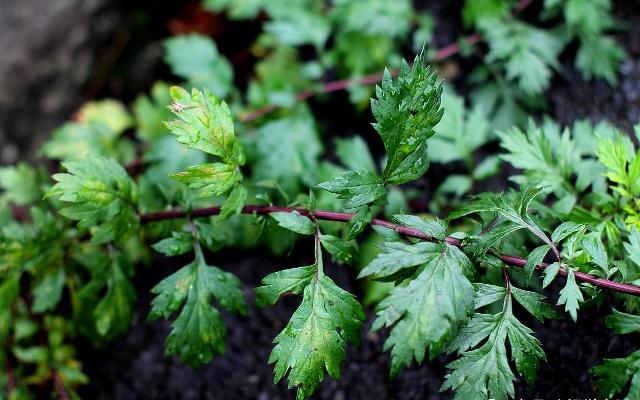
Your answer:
0;0;122;164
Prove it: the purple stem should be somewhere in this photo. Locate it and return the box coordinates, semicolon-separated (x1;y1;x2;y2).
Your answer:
140;204;640;297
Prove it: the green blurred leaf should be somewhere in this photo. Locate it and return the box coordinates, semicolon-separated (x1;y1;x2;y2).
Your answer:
270;211;316;235
152;231;193;257
317;170;385;209
0;163;42;205
164;34;233;98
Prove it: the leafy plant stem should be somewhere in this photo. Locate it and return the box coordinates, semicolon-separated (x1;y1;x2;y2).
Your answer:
139;204;640;297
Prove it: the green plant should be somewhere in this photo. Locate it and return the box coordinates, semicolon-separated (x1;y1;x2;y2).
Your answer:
193;0;623;131
3;38;640;400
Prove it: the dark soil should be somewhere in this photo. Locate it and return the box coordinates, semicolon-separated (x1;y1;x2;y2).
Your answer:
21;0;640;399
548;1;640;135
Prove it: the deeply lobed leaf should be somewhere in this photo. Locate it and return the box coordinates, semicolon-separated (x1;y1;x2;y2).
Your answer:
367;242;475;376
166;86;244;166
257;241;364;399
443;287;548;399
371;49;443;184
149;245;247;368
47;156;139;245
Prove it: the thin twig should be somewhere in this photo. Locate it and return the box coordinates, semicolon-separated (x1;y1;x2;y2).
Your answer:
139;204;640;297
52;370;69;400
238;33;481;123
6;360;16;395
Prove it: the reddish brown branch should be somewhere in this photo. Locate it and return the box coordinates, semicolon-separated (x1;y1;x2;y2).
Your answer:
140;204;640;297
6;360;16;395
238;0;535;123
238;33;481;123
52;370;69;400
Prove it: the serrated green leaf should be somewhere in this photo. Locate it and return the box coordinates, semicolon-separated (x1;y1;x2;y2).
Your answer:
510;286;561;322
450;185;553;255
498;120;585;195
317;170;385;209
372;224;401;241
625;228;640;268
596;135;640;198
442;292;546;399
358;241;441;279
470;221;523;258
47;156;139;245
431;88;491;166
371;49;443;184
170;163;242;197
1;209;65;278
505;313;546;385
330;0;412;39
557;269;584;321
592;350;640;399
576;35;624;84
255;265;315;307
384;138;431;185
346;205;372;240
319;234;357;265
542;262;561;288
219;185;248;221
393;214;447;241
149;245;247;367
167;86;244;165
373;243;474;376
605;309;640;334
551;221;584;244
270;211;316;235
485;21;563;95
464;0;509;27
513;182;546;216
525;245;550;279
152;231;193;257
582;236;608;274
149;262;194;320
264;7;330;48
267;242;364;400
164;34;233;97
473;283;506;309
